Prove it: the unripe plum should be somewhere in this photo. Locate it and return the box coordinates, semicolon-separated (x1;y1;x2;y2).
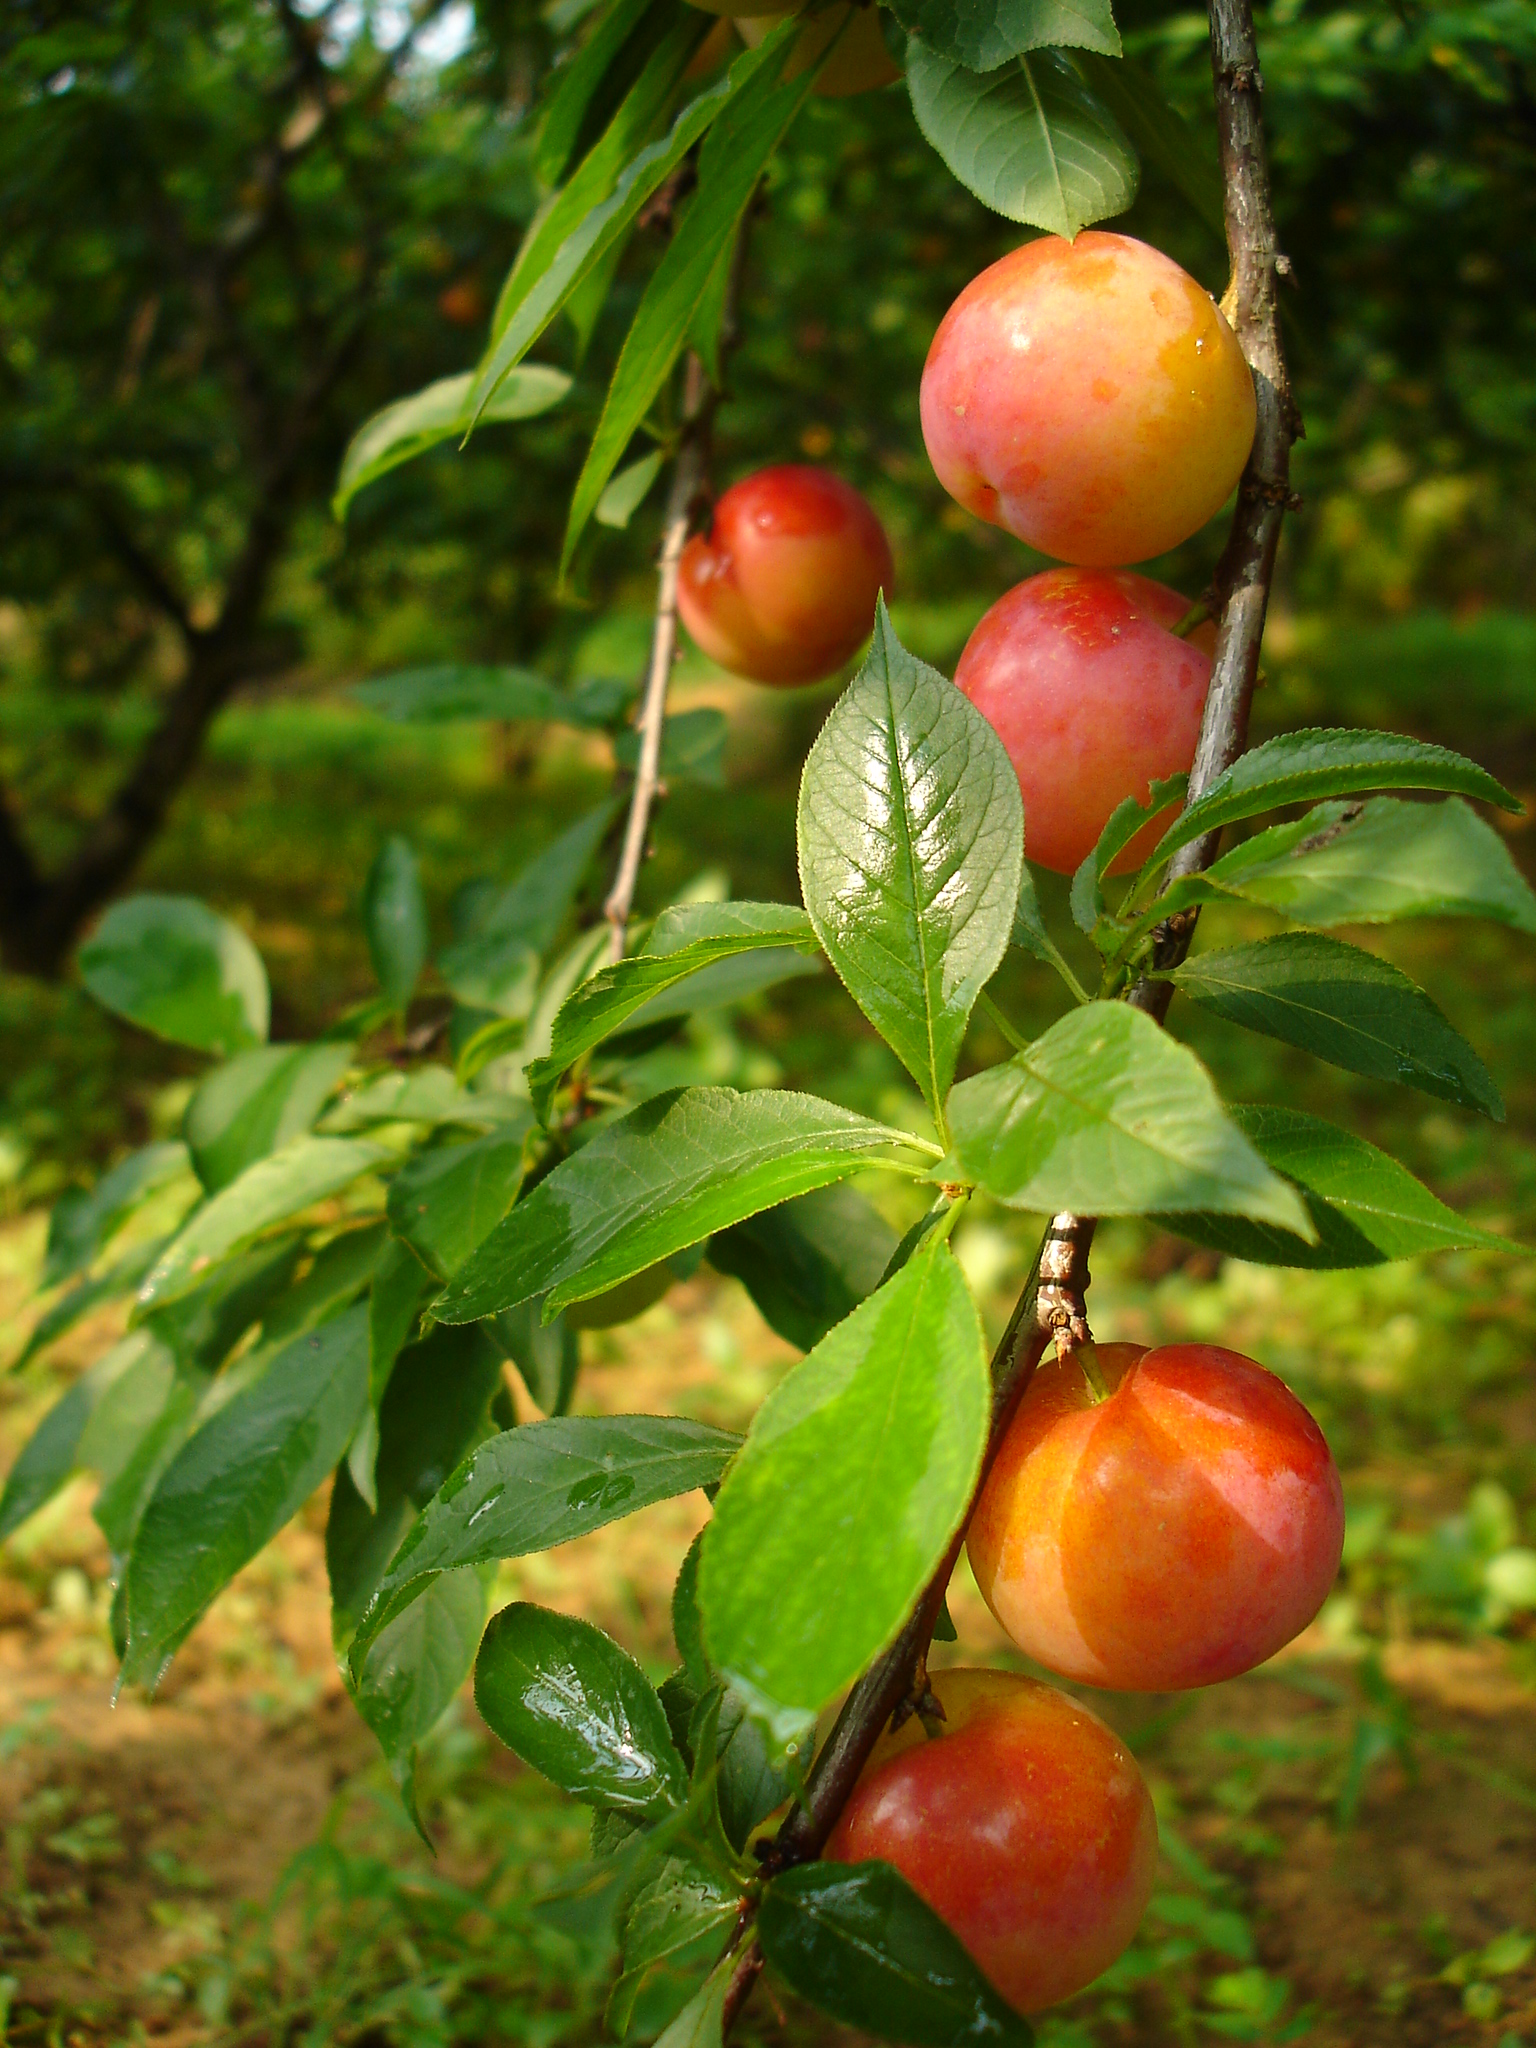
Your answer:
736;5;901;95
677;464;894;686
825;1668;1157;2013
954;568;1211;874
967;1344;1346;1693
920;232;1256;565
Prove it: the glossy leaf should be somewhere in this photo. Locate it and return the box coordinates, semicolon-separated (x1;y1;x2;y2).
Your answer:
526;912;817;1119
135;1136;392;1314
1206;796;1536;932
386;1127;530;1280
1070;774;1188;936
475;1602;688;1815
433;1087;918;1325
907;42;1137;236
1163;933;1503;1117
364;836;429;1012
888;0;1118;70
1166;1106;1527;1269
648;900;816;953
352;664;575;724
1145;727;1519;870
473;32;784;422
759;1860;1033;2047
332;365;571;518
437;803;615;1016
561;22;809;571
350;1414;739;1669
1074;51;1223;235
610;1858;739;2042
0;1334;147;1540
43;1140;191;1288
708;1182;899;1351
78;893;269;1055
184;1043;353;1193
798;604;1024;1126
947;1002;1313;1234
700;1237;987;1735
120;1306;371;1687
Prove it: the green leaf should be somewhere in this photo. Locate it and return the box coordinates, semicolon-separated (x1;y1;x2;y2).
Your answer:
474;30;783;423
369;1235;433;1410
1071;774;1188;936
332;366;572;519
433;1087;922;1325
906;42;1137;235
651;1958;733;2048
184;1044;354;1194
758;1860;1034;2048
437;803;615;1016
43;1140;191;1287
92;1344;212;1560
350;1414;739;1670
1074;51;1224;236
798;604;1024;1127
596;448;665;530
16;1237;170;1370
1207;796;1536;933
534;0;665;186
1145;727;1520;871
1165;1106;1527;1269
490;1299;580;1415
948;1002;1313;1234
326;1322;503;1647
647;900;816;954
526;911;817;1119
476;1603;689;1814
699;1237;987;1736
351;664;581;725
386;1127;531;1280
149;1232;307;1369
78;894;269;1056
610;1859;739;2042
121;1307;371;1688
889;0;1117;69
322;1065;526;1134
1012;865;1090;1003
0;1335;147;1541
255;1224;383;1351
135;1136;392;1314
708;1183;899;1351
364;837;429;1013
1162;933;1503;1118
615;707;729;787
561;24;810;573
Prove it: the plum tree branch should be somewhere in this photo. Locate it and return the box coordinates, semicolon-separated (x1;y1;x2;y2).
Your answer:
719;0;1299;2029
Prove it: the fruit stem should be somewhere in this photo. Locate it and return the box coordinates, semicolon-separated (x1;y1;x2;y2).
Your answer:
1171;595;1212;640
1073;1339;1111;1403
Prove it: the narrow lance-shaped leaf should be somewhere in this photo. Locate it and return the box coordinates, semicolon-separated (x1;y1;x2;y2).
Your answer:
433;1087;923;1326
560;20;812;572
386;1125;531;1280
352;664;578;724
886;0;1119;72
534;0;666;186
78;894;269;1055
1161;932;1504;1118
1165;1105;1528;1269
43;1140;191;1288
699;1236;988;1740
758;1861;1034;2048
0;1335;148;1541
437;803;615;1017
332;366;572;519
364;836;429;1013
1071;773;1188;937
798;604;1024;1129
183;1042;353;1193
349;1414;740;1670
906;42;1138;236
948;1001;1314;1234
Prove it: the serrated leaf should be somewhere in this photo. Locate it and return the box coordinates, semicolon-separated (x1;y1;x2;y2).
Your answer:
1163;933;1503;1118
476;1603;689;1815
184;1044;353;1194
120;1307;371;1687
526;912;817;1119
43;1141;191;1288
708;1183;898;1351
615;707;730;787
889;0;1118;70
437;804;615;1016
1146;727;1520;871
907;41;1137;235
561;22;810;573
386;1127;531;1280
135;1136;392;1314
1074;51;1223;235
700;1237;987;1736
798;604;1024;1127
758;1860;1034;2047
1165;1106;1528;1269
433;1088;920;1325
350;1414;739;1669
364;837;429;1013
1208;796;1536;933
948;1002;1313;1233
78;894;269;1055
333;366;571;519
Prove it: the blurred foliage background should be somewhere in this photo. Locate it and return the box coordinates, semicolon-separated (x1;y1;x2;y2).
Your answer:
2;0;1536;2044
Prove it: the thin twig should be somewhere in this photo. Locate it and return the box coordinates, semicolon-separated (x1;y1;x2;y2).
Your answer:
718;0;1300;2024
